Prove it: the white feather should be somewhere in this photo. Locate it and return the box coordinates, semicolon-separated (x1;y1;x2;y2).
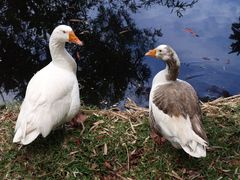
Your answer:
151;103;207;158
13;25;80;145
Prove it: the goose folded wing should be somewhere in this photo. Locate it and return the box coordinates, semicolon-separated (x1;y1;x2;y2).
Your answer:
152;81;208;142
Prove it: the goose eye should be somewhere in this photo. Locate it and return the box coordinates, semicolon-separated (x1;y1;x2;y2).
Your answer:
62;30;66;33
159;49;162;52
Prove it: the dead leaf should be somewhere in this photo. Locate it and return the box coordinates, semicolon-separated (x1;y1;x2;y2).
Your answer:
89;120;104;131
91;163;98;170
184;28;199;37
96;135;105;139
92;149;97;157
165;170;183;180
69;19;83;22
103;143;108;155
79;30;90;34
119;29;131;35
70;112;88;127
69;151;79;155
75;138;81;146
150;131;166;145
104;161;112;169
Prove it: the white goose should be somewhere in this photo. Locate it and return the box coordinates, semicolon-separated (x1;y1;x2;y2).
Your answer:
13;25;83;145
145;45;208;158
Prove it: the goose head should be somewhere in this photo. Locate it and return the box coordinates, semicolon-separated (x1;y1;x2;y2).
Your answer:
145;44;180;66
50;25;83;46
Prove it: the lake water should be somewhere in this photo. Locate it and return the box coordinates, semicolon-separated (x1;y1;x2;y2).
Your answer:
0;0;239;108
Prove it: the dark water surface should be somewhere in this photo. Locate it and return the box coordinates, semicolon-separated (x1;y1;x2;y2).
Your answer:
0;0;239;108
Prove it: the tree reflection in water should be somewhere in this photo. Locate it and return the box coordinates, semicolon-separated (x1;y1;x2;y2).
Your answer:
0;0;198;106
229;17;240;56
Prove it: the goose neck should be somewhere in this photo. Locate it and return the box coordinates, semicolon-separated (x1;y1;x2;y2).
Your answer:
49;38;77;73
165;60;179;81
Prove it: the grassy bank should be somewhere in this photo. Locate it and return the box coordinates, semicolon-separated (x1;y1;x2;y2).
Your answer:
0;98;239;179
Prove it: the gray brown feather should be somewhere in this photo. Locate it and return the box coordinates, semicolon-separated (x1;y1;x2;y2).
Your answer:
152;81;208;142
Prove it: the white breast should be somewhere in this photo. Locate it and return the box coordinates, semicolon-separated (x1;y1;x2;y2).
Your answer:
13;62;80;145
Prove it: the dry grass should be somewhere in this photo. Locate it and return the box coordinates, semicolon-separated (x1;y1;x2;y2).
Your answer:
0;97;239;179
202;94;240;117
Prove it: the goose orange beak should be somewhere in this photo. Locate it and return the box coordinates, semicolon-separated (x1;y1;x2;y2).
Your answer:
69;31;83;46
145;49;157;58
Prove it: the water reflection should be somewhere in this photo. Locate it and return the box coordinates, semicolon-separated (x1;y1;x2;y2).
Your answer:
229;17;240;56
140;0;240;102
0;0;198;106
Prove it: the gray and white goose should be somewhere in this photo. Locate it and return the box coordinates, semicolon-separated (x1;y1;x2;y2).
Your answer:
145;44;208;158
